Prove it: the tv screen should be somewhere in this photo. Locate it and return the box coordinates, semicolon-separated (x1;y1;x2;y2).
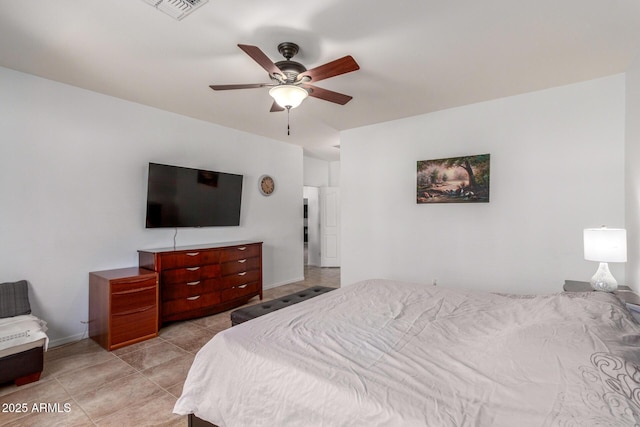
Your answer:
145;163;243;228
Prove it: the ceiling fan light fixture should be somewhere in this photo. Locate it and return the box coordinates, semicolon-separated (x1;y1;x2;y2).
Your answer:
269;85;309;109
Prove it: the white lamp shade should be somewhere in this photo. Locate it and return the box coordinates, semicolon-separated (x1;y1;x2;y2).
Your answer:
583;227;627;262
269;85;308;109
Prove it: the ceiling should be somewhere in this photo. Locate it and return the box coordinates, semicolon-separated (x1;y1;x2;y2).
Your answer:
1;1;639;160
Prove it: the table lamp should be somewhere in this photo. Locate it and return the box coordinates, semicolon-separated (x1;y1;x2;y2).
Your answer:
583;226;627;292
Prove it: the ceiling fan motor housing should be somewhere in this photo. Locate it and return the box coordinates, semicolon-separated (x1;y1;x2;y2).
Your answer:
274;42;307;83
274;60;306;82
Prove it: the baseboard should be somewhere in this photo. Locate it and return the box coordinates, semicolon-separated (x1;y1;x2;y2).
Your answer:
49;332;86;348
263;276;305;290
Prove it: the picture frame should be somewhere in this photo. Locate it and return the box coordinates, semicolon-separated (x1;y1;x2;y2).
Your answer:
417;154;490;204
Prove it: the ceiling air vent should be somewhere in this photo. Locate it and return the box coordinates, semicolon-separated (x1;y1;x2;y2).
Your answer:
143;0;208;20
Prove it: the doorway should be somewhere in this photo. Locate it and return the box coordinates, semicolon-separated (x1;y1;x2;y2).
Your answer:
303;186;340;267
303;186;321;266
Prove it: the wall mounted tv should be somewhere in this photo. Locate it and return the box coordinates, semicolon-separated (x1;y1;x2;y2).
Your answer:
145;162;243;228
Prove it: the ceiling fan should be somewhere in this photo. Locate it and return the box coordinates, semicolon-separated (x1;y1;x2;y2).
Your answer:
209;42;360;113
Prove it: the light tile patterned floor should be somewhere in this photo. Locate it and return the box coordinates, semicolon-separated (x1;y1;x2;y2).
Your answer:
0;265;339;426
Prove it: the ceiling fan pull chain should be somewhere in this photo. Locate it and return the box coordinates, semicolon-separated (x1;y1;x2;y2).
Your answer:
287;106;291;136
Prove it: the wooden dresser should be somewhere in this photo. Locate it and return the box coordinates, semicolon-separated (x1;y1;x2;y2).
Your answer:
138;241;263;324
89;267;159;351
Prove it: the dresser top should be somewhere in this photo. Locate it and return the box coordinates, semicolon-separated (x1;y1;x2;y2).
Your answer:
138;240;262;254
89;267;157;279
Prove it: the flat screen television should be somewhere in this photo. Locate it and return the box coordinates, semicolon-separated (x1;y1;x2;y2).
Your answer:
145;163;243;228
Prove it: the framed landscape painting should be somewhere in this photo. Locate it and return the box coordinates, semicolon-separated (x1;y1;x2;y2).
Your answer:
417;154;490;204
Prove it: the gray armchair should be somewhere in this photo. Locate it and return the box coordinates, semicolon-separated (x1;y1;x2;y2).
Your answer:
0;280;47;386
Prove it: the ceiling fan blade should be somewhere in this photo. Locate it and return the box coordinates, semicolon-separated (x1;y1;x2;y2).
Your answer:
270;101;285;112
299;56;360;83
303;85;353;105
238;44;284;79
209;83;270;91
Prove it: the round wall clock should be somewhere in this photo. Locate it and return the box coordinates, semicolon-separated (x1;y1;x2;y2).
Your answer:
259;175;275;196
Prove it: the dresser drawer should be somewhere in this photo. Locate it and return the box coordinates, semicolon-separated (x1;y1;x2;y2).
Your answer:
162;292;222;317
111;285;157;315
220;269;260;289
219;244;260;262
220;257;260;275
161;264;221;284
221;282;259;301
162;278;220;301
110;275;157;294
111;306;157;347
158;249;220;269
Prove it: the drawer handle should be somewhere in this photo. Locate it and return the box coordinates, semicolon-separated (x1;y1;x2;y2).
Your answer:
238;259;247;263
113;285;156;295
186;267;200;271
113;305;155;316
187;295;200;301
238;247;247;251
238;272;247;276
186;252;200;256
237;284;248;289
186;281;200;286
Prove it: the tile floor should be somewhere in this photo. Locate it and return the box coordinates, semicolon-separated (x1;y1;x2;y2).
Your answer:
0;265;339;427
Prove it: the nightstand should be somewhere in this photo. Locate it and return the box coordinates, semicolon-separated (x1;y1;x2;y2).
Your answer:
89;267;159;351
563;280;640;306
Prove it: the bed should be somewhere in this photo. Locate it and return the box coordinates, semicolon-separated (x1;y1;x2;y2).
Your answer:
174;279;640;426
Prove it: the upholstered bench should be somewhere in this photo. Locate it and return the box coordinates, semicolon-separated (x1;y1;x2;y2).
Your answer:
230;286;335;326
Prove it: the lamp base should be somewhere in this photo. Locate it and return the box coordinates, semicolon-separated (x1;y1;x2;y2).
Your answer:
590;262;618;292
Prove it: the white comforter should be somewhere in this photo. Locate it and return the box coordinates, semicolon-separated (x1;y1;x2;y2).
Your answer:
174;279;640;426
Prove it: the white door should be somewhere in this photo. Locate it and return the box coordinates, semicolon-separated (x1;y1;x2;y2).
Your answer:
320;187;340;267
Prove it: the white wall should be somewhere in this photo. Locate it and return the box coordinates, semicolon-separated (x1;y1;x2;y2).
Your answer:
329;161;341;187
303;156;330;187
302;156;340;187
0;66;304;345
341;75;626;294
626;53;640;292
